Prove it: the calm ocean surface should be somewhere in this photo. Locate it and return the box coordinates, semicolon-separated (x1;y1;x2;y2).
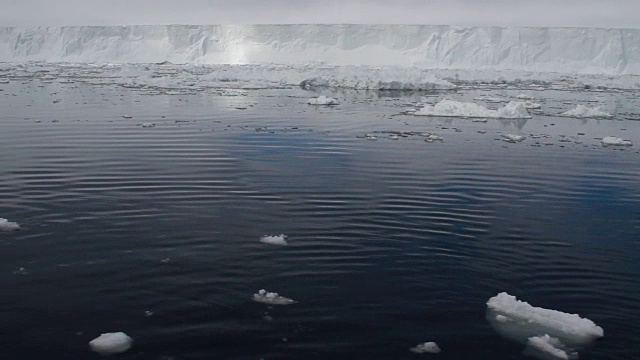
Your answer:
1;80;639;359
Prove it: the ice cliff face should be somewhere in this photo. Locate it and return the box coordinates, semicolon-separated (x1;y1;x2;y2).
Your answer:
0;25;639;75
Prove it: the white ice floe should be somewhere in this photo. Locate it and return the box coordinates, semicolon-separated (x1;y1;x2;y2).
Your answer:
0;218;20;231
424;134;444;143
502;134;526;143
410;342;441;354
525;335;579;360
308;96;339;105
141;122;155;128
486;292;603;359
89;332;133;355
253;289;297;305
560;105;613;118
523;101;542;109
601;136;633;146
414;100;531;119
517;94;536;100
259;234;288;246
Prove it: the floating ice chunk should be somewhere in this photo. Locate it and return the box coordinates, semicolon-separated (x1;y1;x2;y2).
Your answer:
260;234;288;246
486;292;604;348
560;105;612;118
253;289;296;305
308;96;339;105
425;134;443;143
0;218;20;231
414;100;531;119
141;123;155;128
525;335;579;360
502;134;526;143
89;332;133;355
601;136;632;146
523;101;542;109
517;94;535;100
122;115;133;119
410;342;441;354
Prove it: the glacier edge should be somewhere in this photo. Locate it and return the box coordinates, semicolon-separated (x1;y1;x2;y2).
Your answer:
1;25;639;75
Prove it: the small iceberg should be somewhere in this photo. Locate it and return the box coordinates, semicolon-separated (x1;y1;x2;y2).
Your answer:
308;96;339;105
253;289;297;305
601;136;632;146
560;105;612;118
0;218;20;231
410;342;441;354
141;122;156;128
89;332;133;355
260;234;288;246
487;292;603;360
414;100;531;119
502;134;526;143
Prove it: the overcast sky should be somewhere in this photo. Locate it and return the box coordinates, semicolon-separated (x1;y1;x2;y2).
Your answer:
1;0;638;28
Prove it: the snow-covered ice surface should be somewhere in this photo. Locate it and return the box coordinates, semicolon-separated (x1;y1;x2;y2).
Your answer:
487;292;603;359
252;289;296;305
89;332;133;355
414;100;531;119
0;218;20;231
259;234;288;246
410;342;441;354
561;105;613;118
502;134;526;143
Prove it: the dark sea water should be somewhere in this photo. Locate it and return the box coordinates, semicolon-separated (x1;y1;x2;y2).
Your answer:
1;80;639;359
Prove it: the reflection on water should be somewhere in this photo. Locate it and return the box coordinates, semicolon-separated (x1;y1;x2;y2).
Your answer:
0;80;639;359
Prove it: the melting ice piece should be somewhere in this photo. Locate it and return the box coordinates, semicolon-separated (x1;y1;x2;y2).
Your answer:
414;100;531;119
502;134;526;143
89;332;133;355
524;335;579;360
409;342;441;354
601;136;632;146
560;105;612;118
260;234;288;245
141;123;156;128
0;218;20;231
253;289;297;305
486;292;603;354
308;96;339;105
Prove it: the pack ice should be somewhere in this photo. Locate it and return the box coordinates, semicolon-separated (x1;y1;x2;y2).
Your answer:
487;292;603;360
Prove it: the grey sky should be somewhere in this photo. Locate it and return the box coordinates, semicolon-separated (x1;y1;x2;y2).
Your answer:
1;0;638;28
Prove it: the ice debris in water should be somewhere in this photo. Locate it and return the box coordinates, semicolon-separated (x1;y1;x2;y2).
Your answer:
308;96;339;105
502;134;526;143
409;342;441;354
486;292;603;360
260;234;288;245
141;122;156;128
253;289;297;305
560;105;613;118
0;218;20;231
522;101;542;109
601;136;632;146
89;332;133;355
525;335;579;360
414;100;531;119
